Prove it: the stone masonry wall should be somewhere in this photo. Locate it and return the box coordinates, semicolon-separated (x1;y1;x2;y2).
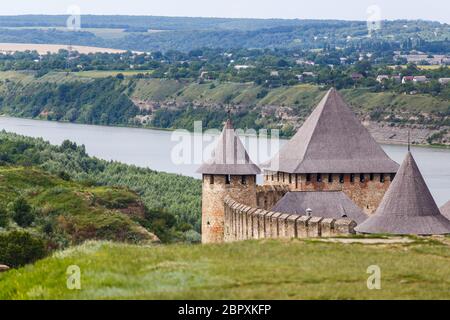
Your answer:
256;185;289;210
202;175;257;244
223;196;357;242
263;172;393;214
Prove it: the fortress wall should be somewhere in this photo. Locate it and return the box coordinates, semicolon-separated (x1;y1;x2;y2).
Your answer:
263;173;393;214
256;185;289;210
203;174;258;244
224;196;357;243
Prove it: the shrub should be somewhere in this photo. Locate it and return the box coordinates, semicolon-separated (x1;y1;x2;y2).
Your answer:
183;230;201;243
0;231;47;268
0;208;8;228
58;170;71;181
8;197;35;227
427;130;448;144
42;220;54;235
256;89;269;99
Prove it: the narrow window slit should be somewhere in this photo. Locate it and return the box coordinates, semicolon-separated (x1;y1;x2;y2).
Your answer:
317;173;322;183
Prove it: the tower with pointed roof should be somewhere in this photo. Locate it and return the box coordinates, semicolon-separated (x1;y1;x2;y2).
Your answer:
262;88;399;214
197;119;261;243
355;152;450;235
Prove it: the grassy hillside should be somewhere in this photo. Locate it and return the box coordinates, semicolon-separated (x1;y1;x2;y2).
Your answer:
2;71;448;129
131;79;323;106
131;79;449;114
341;88;450;115
0;166;158;245
0;75;139;125
0;71;448;143
0;132;202;242
1;238;450;299
131;79;449;136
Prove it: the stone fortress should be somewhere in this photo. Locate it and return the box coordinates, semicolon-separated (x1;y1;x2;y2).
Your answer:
198;89;450;244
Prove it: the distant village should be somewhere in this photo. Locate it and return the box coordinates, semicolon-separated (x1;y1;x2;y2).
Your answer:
1;46;449;92
231;50;450;90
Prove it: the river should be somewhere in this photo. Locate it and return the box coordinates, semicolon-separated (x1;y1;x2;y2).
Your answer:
1;116;449;206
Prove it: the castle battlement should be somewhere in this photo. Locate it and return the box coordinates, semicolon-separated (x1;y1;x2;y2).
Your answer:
223;196;357;242
198;89;450;243
198;89;398;244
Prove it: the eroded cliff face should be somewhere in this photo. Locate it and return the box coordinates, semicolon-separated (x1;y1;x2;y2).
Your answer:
364;121;450;146
132;97;450;147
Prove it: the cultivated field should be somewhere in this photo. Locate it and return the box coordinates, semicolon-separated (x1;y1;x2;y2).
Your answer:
1;238;450;299
388;65;448;70
72;70;154;78
4;27;166;40
0;43;127;54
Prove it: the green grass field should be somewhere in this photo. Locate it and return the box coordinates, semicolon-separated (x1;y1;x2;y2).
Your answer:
0;70;36;83
1;238;450;300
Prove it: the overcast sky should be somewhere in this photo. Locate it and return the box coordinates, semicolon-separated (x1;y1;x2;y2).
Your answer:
0;0;448;24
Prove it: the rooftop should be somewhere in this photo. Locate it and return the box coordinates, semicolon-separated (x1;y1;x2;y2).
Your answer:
197;119;261;175
271;191;368;224
441;201;450;220
262;88;399;174
355;152;450;235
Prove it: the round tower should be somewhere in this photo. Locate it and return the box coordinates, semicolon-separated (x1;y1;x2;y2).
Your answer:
197;119;260;244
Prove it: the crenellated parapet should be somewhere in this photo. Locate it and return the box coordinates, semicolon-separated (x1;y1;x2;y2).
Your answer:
224;196;357;242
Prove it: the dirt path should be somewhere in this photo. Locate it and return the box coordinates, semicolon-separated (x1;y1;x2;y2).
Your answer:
315;237;415;244
315;236;450;245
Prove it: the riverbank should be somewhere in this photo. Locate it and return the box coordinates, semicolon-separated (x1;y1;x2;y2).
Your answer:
1;114;449;149
366;121;450;148
1;115;449;206
0;72;449;147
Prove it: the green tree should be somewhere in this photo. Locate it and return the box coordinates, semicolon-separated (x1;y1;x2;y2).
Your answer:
9;197;35;228
0;231;47;268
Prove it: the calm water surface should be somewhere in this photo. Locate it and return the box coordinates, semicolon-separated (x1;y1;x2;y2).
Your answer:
1;116;449;206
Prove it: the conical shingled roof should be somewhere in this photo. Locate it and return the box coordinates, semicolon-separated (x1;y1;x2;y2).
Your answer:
441;201;450;220
197;119;261;175
355;152;450;235
262;88;399;173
